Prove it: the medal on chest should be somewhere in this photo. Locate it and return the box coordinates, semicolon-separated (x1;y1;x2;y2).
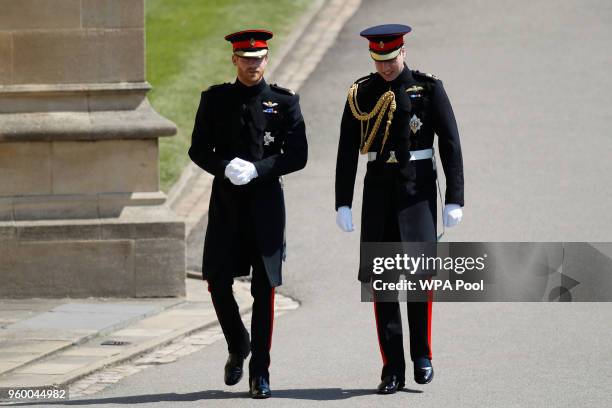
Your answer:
409;114;423;134
262;100;278;114
264;131;275;146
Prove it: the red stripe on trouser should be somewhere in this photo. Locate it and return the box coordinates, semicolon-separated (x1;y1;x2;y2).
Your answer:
373;302;388;365
427;288;433;359
268;288;275;353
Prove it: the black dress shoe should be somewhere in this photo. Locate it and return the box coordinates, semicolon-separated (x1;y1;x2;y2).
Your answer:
224;353;247;386
377;375;405;394
249;376;272;399
414;357;434;384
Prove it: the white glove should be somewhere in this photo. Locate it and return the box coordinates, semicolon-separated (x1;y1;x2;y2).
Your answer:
336;206;354;232
225;158;258;185
224;161;241;180
443;204;463;227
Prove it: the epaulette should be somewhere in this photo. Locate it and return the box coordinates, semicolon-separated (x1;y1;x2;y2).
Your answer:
353;72;376;85
203;82;231;92
412;70;439;82
270;83;295;95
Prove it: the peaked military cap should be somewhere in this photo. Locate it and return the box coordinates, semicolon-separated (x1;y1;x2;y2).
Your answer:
224;29;273;58
359;24;412;61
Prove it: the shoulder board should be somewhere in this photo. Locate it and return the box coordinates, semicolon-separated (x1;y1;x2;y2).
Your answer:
353;72;376;85
204;82;231;92
270;83;295;95
412;70;440;82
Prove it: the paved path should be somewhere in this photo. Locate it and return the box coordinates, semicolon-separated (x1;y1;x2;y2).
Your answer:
0;281;250;390
33;0;612;406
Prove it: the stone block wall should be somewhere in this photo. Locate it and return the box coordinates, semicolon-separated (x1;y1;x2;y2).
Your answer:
0;0;144;85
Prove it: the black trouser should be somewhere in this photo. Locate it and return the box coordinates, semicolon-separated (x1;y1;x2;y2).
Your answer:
374;295;432;380
208;253;275;380
374;201;433;381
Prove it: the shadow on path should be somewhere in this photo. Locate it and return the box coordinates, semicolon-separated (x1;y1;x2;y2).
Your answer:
4;387;423;405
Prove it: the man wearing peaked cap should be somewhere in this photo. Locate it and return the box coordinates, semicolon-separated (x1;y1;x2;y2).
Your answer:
362;23;412;61
188;29;308;399
224;29;273;58
335;24;465;394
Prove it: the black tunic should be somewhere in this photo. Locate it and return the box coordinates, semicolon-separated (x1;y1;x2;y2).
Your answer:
189;79;308;287
335;66;464;282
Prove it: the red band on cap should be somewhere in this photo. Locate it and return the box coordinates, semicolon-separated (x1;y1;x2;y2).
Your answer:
232;39;268;50
369;36;404;52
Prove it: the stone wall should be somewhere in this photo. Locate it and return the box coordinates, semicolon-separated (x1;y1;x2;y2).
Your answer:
0;0;144;85
0;0;186;298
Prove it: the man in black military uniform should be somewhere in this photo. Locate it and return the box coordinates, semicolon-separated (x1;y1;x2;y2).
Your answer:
188;29;307;399
335;24;464;394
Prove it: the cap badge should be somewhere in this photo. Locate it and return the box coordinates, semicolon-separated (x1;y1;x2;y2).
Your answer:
379;41;385;49
409;114;423;134
250;38;255;47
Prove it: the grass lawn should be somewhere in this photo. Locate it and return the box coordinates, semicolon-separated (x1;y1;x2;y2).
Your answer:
145;0;313;192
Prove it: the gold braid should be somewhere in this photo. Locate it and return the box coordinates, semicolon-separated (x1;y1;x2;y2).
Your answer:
347;83;396;154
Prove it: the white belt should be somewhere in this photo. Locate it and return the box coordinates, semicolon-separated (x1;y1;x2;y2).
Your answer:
368;148;433;162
